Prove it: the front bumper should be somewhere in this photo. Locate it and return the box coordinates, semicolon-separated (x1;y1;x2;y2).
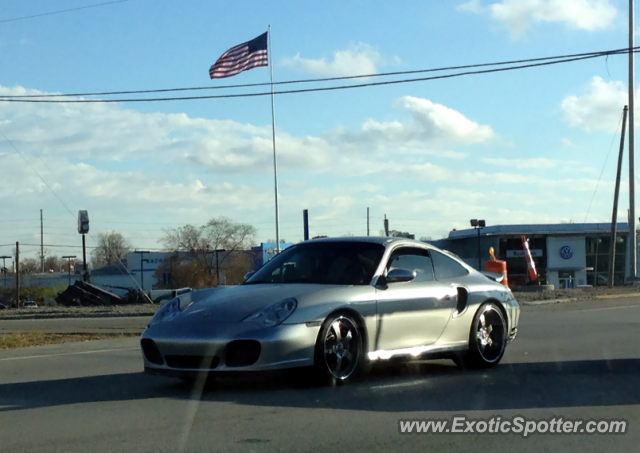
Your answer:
141;319;321;376
505;297;521;343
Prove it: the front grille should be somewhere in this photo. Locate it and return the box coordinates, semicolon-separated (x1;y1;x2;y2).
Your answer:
165;355;220;369
225;340;261;367
141;339;164;365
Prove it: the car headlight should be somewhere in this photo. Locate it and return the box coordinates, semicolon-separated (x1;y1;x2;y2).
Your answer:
149;298;181;326
243;298;297;328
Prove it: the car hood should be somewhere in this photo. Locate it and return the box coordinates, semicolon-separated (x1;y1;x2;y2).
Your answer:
179;284;332;323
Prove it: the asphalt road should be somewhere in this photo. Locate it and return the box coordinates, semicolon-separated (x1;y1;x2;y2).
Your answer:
1;297;639;453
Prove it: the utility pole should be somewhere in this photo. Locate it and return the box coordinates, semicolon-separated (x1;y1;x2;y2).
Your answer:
609;106;629;287
40;209;44;273
630;0;637;279
384;214;389;236
15;242;20;307
367;207;370;236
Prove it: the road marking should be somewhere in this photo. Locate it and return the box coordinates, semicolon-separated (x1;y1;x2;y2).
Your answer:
578;305;640;312
0;347;139;361
370;379;427;390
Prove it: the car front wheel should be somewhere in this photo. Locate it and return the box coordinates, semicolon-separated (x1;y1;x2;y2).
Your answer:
312;313;364;386
462;302;507;369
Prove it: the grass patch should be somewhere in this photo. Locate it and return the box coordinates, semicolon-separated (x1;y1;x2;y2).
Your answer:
0;332;139;349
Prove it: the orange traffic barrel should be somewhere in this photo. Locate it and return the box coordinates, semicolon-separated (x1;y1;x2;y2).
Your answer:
485;247;509;287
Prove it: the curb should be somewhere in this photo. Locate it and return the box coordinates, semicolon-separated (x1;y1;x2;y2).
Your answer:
521;292;640;306
0;312;155;321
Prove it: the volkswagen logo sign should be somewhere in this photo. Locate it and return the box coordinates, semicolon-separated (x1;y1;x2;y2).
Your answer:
559;246;573;260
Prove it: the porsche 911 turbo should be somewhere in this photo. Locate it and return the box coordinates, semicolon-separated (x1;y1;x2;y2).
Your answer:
141;236;520;385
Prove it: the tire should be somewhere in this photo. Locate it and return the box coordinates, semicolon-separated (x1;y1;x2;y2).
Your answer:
462;302;507;369
311;313;365;386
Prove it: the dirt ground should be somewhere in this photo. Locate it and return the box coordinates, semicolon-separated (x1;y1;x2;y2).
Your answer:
514;285;640;301
0;332;139;349
0;304;160;319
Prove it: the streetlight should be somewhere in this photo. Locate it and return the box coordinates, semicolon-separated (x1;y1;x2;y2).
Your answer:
470;219;486;271
0;255;10;288
62;256;76;286
134;251;151;291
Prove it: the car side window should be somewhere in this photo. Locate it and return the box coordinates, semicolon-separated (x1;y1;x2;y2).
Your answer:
431;250;469;280
386;247;435;282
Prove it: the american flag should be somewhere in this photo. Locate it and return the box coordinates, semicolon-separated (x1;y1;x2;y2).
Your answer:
209;32;268;79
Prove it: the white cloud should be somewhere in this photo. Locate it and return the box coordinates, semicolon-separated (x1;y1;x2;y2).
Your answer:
561;138;576;148
457;0;484;13
458;0;617;38
0;83;613;254
481;157;557;169
281;43;399;76
561;76;629;133
347;96;494;145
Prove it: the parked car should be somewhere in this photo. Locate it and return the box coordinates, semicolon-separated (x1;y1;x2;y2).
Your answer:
141;237;521;385
22;300;38;309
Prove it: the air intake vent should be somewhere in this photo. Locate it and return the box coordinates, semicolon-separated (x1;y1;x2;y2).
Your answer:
141;339;164;365
225;340;261;367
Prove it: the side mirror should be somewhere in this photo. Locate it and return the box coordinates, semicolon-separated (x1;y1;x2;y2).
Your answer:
385;268;416;283
244;271;256;281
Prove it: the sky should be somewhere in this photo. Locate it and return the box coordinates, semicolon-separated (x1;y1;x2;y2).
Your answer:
0;0;638;259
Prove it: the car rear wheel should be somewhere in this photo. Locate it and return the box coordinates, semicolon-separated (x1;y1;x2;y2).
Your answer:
462;302;506;369
312;313;364;386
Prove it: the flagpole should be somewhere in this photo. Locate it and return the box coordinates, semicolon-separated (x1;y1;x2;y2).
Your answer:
268;25;281;254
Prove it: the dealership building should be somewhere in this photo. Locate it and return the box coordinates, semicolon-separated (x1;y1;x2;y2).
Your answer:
430;223;637;288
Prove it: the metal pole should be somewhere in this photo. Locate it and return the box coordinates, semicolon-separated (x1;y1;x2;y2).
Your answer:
68;258;71;286
303;209;309;241
216;250;220;286
384;215;389;236
477;227;482;271
630;0;637;279
609;106;629;287
367;207;370;236
15;242;19;307
40;209;44;273
82;234;87;282
268;25;281;254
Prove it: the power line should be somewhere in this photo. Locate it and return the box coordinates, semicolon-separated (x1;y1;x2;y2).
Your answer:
0;0;130;24
2;49;638;104
584;112;624;222
4;46;638;99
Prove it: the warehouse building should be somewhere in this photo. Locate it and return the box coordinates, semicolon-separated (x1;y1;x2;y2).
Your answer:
429;223;636;288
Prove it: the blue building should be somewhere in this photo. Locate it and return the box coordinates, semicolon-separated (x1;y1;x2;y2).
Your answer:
251;242;295;271
429;223;637;288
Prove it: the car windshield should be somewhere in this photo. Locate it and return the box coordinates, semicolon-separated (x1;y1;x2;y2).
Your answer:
245;242;385;285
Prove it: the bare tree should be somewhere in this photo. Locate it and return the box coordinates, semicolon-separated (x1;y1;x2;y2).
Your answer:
44;255;62;272
20;258;40;274
160;217;257;276
91;231;131;269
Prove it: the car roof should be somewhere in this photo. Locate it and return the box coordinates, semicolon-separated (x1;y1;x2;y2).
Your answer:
302;236;437;248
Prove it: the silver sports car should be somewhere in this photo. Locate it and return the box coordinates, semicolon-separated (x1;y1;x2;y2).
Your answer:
141;237;520;385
